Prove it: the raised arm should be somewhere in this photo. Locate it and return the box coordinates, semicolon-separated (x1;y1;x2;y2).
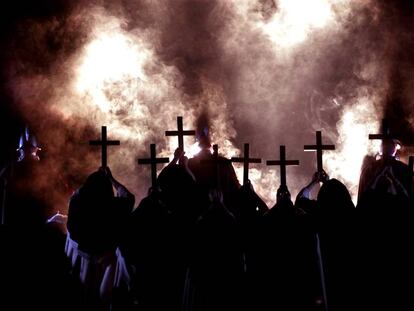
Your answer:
101;166;135;200
296;170;329;201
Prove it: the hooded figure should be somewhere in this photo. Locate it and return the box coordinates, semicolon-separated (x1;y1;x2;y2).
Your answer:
316;179;356;311
183;189;245;311
66;167;134;310
256;186;321;311
358;138;412;203
187;120;240;213
17;126;41;162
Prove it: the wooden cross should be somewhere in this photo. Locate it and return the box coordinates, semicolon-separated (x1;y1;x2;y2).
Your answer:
231;143;261;185
368;119;393;141
165;116;196;152
138;144;169;188
266;145;299;187
304;131;335;173
89;126;120;167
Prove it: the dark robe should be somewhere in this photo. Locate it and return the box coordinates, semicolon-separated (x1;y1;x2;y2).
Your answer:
155;164;204;311
315;179;357;311
66;171;134;310
0;159;77;310
233;181;269;223
356;155;413;309
183;199;245;311
358;156;412;203
256;198;321;311
232;182;269;310
119;191;179;311
4;158;47;228
355;184;413;310
67;190;133;255
157;164;204;225
188;149;240;212
0;221;77;311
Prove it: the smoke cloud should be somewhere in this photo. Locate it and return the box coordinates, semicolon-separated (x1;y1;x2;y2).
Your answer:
2;0;414;215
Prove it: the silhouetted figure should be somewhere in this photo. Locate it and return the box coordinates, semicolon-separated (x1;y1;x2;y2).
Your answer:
119;188;174;311
0;208;77;311
233;181;268;310
157;149;202;311
65;167;134;310
182;119;244;310
183;189;245;311
356;180;413;309
0;125;79;310
5;126;44;227
234;180;268;222
295;171;324;215
230;143;267;309
257;186;321;311
117;149;197;311
355;135;413;310
315;178;356;311
188;122;240;213
16;126;41;163
356;123;413;310
295;171;359;310
157;148;201;223
359;121;412;203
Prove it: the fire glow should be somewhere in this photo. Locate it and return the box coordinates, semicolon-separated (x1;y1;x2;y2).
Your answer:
8;0;404;212
52;4;377;205
75;32;149;113
261;0;335;48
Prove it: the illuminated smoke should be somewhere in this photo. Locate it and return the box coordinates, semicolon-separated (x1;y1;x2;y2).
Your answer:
324;98;381;202
4;0;414;213
261;0;341;48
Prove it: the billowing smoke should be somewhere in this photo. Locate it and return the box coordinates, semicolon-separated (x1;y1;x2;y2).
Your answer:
2;0;414;215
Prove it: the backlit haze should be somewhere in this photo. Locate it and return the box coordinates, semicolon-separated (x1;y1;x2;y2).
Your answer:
4;0;414;214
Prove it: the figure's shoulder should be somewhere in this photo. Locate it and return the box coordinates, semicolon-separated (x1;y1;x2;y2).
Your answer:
392;158;409;169
68;189;81;208
218;155;231;162
360;155;379;171
188;155;203;164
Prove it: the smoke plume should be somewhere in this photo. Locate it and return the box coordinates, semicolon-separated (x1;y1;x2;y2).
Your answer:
2;0;414;215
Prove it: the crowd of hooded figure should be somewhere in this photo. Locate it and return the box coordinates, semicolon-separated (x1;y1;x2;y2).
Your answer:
1;125;413;311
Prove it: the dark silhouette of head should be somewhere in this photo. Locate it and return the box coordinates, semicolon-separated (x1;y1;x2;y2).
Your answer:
317;178;354;214
196;111;211;149
381;138;400;159
273;184;294;212
277;184;291;204
158;165;195;204
79;169;114;201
